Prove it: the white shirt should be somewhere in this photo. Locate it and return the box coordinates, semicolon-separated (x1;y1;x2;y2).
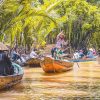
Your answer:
30;51;37;58
73;52;80;59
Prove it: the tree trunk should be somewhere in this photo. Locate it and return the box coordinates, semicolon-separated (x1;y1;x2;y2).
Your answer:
38;0;44;4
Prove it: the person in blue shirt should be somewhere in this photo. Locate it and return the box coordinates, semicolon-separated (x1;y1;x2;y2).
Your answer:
11;48;22;62
79;50;84;59
86;48;94;58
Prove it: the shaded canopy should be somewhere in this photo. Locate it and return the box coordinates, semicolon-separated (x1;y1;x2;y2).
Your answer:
0;42;9;51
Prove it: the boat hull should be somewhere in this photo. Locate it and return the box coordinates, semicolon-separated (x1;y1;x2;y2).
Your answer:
40;57;74;73
26;58;41;67
0;63;23;90
69;57;96;62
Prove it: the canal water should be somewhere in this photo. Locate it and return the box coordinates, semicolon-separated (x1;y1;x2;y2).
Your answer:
0;61;100;100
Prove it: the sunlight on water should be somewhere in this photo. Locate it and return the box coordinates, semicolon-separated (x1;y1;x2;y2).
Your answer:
0;61;100;100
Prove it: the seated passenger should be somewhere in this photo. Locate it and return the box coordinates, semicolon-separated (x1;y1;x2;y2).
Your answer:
0;51;14;76
30;49;38;58
58;48;64;60
54;48;64;60
79;50;84;59
51;47;57;58
11;48;22;62
86;48;94;58
73;50;80;59
93;48;96;56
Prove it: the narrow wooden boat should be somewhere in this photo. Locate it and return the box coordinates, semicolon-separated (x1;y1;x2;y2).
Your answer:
0;63;24;90
40;57;74;73
69;57;97;62
25;58;41;67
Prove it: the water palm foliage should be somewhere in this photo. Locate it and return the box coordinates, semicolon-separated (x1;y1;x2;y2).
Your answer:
0;0;100;50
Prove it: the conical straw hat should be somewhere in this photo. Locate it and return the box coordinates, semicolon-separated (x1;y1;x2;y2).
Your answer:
0;42;9;51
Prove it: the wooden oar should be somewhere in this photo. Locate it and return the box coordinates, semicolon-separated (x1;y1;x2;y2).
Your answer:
76;60;80;68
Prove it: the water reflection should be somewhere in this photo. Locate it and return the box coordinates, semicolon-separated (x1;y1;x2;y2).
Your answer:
0;61;100;100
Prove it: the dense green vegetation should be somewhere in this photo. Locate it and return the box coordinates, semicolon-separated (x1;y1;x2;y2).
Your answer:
0;0;100;51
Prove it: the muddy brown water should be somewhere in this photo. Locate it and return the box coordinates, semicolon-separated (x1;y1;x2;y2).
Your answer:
0;61;100;100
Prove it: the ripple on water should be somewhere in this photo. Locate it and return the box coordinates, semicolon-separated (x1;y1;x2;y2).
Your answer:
0;61;100;100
